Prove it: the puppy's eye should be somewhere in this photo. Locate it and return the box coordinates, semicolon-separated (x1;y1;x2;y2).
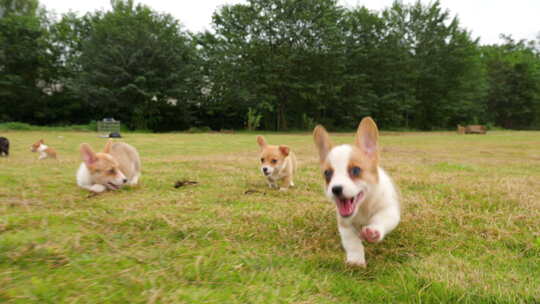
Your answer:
324;169;333;182
108;169;116;175
271;159;277;164
350;166;361;177
260;158;264;163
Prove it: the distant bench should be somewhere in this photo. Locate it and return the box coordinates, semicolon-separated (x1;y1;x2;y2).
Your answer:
457;125;487;134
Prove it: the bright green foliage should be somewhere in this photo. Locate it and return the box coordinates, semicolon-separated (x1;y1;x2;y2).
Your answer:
378;1;487;130
199;0;505;130
0;0;57;123
481;36;540;129
246;108;262;131
198;0;345;131
63;0;201;131
1;0;540;131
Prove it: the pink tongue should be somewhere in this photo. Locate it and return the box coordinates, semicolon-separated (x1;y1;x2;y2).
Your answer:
338;198;354;216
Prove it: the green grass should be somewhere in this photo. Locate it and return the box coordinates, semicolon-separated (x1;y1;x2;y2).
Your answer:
0;130;539;303
0;122;97;132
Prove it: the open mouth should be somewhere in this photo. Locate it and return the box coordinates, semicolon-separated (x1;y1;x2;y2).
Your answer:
335;191;365;217
107;182;120;190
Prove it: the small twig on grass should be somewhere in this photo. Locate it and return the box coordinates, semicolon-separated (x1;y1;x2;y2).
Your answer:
174;180;198;188
244;189;266;195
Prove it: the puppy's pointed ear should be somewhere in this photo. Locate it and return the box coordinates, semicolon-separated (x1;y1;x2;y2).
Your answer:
103;140;112;154
279;145;290;156
355;117;379;162
313;125;332;164
80;143;97;167
256;135;267;149
40;139;44;143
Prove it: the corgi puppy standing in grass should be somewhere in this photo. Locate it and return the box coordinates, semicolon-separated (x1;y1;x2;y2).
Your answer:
313;117;400;267
77;140;141;193
257;135;297;191
31;139;57;160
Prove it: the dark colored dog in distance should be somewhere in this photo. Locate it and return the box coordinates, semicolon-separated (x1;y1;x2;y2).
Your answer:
0;137;9;156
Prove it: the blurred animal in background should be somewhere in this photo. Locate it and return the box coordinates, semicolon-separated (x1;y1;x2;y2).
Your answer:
77;140;141;193
0;137;9;157
256;135;297;191
30;139;57;159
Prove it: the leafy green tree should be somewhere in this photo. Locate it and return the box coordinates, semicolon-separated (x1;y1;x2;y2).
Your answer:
201;0;345;130
341;6;417;129
481;36;540;129
2;0;538;131
66;0;201;131
0;0;58;123
379;1;486;129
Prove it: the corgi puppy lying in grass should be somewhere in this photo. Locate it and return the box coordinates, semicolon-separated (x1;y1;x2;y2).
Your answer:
313;117;400;267
31;139;57;160
257;135;297;191
77;140;141;193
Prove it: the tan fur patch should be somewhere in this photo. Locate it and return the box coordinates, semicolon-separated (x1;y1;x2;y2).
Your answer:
45;147;57;158
348;146;378;184
108;142;141;180
31;140;42;152
321;162;333;184
88;154;120;175
320;146;379;185
313;125;333;165
260;145;287;167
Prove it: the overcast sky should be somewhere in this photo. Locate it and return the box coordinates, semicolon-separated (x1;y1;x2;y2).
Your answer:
41;0;539;45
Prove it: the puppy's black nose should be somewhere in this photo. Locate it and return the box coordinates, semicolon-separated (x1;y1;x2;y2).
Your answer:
122;179;127;183
332;185;343;196
263;167;268;173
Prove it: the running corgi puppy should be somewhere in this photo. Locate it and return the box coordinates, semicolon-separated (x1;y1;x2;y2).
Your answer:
77;140;141;193
313;117;400;267
257;135;297;191
31;139;57;159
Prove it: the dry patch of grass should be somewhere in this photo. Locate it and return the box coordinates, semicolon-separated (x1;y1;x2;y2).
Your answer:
0;130;539;303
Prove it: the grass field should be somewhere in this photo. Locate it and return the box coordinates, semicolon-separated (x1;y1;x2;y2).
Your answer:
1;130;539;303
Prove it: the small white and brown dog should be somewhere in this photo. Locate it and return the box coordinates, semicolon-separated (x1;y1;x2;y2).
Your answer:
313;117;400;267
257;135;297;191
31;139;57;160
76;140;141;193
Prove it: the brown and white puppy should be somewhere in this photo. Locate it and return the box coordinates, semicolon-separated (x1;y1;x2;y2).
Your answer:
313;117;400;267
76;140;141;193
31;139;57;160
257;135;297;191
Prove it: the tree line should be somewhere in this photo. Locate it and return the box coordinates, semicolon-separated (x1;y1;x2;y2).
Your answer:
1;0;539;131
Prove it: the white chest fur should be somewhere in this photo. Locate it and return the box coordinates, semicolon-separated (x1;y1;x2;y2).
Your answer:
76;163;92;188
37;144;48;153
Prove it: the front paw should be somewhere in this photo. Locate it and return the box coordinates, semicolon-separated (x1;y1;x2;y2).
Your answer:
345;253;366;268
360;226;382;243
89;184;106;193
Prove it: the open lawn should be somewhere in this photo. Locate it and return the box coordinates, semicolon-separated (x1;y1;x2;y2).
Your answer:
1;130;539;303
